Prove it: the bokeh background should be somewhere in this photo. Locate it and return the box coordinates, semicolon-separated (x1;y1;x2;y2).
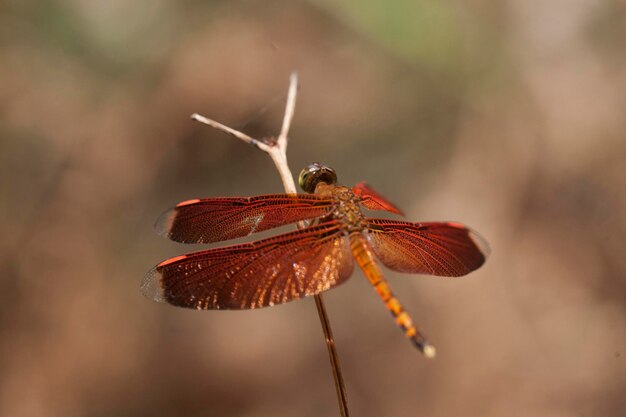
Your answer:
1;1;625;416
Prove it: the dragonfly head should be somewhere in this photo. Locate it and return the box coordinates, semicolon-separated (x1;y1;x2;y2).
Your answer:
299;163;337;193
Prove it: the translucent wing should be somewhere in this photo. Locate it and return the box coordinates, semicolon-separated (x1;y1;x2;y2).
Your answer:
352;182;404;215
366;219;489;277
156;194;334;244
142;220;353;309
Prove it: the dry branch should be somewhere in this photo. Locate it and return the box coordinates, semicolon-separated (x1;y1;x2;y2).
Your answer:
192;72;350;417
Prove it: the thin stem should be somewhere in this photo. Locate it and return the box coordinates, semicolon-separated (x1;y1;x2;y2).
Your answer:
192;72;350;417
191;113;269;152
314;293;350;417
277;72;299;151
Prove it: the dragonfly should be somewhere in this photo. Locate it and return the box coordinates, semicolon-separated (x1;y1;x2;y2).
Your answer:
142;163;489;357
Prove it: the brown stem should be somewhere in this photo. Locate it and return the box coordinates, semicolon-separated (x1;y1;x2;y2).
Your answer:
192;72;350;417
314;294;350;417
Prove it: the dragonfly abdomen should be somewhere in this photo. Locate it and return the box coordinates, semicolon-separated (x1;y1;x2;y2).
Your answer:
349;233;436;358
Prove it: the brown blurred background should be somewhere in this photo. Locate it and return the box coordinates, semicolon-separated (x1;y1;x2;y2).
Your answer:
1;1;625;416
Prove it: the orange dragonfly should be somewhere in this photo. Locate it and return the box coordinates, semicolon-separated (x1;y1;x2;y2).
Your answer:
142;163;488;357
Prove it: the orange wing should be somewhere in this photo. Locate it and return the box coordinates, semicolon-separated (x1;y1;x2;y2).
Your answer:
365;219;489;277
352;182;404;215
142;220;353;309
156;194;334;244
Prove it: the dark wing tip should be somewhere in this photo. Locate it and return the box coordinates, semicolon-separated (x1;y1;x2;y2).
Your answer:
450;223;490;276
154;205;203;244
466;226;491;260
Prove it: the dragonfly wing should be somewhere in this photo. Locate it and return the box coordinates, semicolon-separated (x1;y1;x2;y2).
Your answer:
366;219;489;277
142;221;353;309
156;194;333;243
352;182;404;215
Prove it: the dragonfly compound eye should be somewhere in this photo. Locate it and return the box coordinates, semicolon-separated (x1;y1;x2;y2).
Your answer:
299;163;338;193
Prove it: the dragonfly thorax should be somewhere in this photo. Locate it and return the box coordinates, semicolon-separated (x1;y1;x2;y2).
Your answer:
328;185;366;232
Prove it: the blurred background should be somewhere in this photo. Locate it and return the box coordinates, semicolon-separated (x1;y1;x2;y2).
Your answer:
1;0;625;416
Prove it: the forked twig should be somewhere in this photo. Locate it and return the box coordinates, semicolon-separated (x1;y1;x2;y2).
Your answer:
191;72;350;417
